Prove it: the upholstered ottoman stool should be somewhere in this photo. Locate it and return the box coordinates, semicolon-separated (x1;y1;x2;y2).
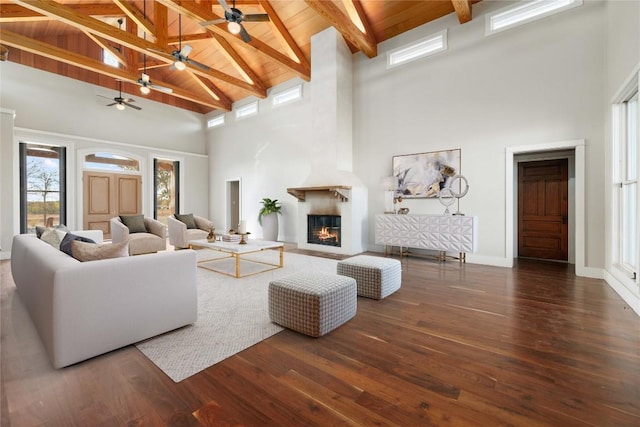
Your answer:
337;255;401;300
268;272;357;337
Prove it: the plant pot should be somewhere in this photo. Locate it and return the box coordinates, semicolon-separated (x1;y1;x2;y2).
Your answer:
261;213;279;241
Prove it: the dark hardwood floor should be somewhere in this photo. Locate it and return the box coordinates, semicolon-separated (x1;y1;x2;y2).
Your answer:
2;246;639;426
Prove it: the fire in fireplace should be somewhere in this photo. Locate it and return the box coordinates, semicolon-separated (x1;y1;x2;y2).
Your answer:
307;215;341;247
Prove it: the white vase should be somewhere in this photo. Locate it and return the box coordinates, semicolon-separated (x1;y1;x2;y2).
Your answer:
262;213;279;241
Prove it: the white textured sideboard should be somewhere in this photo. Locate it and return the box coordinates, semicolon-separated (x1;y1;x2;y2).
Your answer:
375;214;478;259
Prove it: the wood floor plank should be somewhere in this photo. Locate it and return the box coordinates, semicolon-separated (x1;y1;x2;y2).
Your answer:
2;250;639;426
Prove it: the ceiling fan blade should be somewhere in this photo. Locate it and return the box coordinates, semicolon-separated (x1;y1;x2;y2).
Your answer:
186;58;210;71
150;84;173;94
141;73;150;83
180;44;193;58
243;14;269;22
123;98;135;103
105;102;117;107
200;18;226;26
123;102;142;110
239;25;251;43
97;95;114;100
218;0;233;14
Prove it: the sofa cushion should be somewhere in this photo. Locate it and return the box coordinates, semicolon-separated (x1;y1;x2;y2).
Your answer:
120;215;147;233
60;232;96;256
36;224;69;238
39;228;67;250
175;213;197;229
71;240;129;262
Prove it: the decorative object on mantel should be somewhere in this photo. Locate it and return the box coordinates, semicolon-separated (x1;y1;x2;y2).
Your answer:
380;176;398;213
392;149;460;198
207;227;216;242
258;198;282;241
398;208;410;214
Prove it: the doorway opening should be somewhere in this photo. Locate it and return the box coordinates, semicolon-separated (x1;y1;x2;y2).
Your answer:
154;159;180;225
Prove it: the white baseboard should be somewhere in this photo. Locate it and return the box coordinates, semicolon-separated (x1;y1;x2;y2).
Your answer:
604;271;640;317
575;266;604;279
0;250;11;260
465;254;513;268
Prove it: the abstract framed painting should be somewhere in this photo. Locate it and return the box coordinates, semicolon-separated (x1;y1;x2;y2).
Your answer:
392;149;461;198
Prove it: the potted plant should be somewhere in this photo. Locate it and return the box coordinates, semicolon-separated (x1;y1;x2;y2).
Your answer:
258;198;282;241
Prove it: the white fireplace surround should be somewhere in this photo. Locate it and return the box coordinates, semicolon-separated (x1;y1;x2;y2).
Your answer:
294;188;368;255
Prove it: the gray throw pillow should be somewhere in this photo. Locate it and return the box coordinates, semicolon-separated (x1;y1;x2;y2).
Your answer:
175;213;197;229
120;215;147;233
60;232;95;256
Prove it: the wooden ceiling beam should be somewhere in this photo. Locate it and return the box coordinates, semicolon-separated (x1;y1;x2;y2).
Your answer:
154;2;169;48
451;0;472;24
259;0;309;67
167;33;213;45
81;30;128;68
0;3;125;23
158;0;310;82
113;0;156;38
12;0;265;99
304;0;377;58
0;28;230;111
189;72;233;106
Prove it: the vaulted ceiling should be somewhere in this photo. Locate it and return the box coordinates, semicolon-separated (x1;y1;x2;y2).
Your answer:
0;0;478;114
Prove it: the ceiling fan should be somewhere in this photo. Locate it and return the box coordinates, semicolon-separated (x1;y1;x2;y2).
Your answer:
200;0;270;43
98;80;141;111
149;15;210;71
136;0;172;94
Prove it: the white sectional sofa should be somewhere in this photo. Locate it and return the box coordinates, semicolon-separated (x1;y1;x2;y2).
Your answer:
10;233;198;368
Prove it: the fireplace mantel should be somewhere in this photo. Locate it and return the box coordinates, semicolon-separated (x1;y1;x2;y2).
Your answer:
287;186;351;202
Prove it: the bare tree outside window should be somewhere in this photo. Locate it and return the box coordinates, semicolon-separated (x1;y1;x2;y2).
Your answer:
26;156;60;228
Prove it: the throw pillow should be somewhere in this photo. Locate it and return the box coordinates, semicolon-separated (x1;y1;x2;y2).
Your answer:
60;232;96;256
40;228;67;249
119;215;147;233
36;224;69;238
175;213;197;229
71;240;129;262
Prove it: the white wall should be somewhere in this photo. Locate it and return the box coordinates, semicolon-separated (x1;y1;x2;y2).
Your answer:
206;78;312;239
210;0;609;268
603;0;640;314
0;62;209;258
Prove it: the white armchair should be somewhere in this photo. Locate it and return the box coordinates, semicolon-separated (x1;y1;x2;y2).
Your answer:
168;214;215;249
111;216;166;255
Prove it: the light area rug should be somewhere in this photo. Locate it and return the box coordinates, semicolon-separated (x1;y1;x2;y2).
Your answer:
135;249;338;382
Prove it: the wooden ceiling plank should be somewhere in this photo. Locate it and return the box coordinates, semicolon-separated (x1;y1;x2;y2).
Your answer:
81;30;128;67
113;0;157;38
211;32;261;86
259;0;310;68
451;0;472;24
12;0;265;98
0;28;228;111
159;0;310;82
304;0;377;58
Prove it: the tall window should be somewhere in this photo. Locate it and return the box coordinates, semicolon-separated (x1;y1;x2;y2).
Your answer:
19;143;66;233
154;159;180;225
614;90;638;278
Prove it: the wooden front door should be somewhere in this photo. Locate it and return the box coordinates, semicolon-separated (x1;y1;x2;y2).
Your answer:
518;159;569;261
83;171;142;239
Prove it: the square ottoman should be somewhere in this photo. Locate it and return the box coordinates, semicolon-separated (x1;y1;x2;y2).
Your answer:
337;255;402;300
268;271;357;337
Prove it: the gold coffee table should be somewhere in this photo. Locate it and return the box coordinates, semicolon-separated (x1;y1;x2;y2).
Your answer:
190;239;284;278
